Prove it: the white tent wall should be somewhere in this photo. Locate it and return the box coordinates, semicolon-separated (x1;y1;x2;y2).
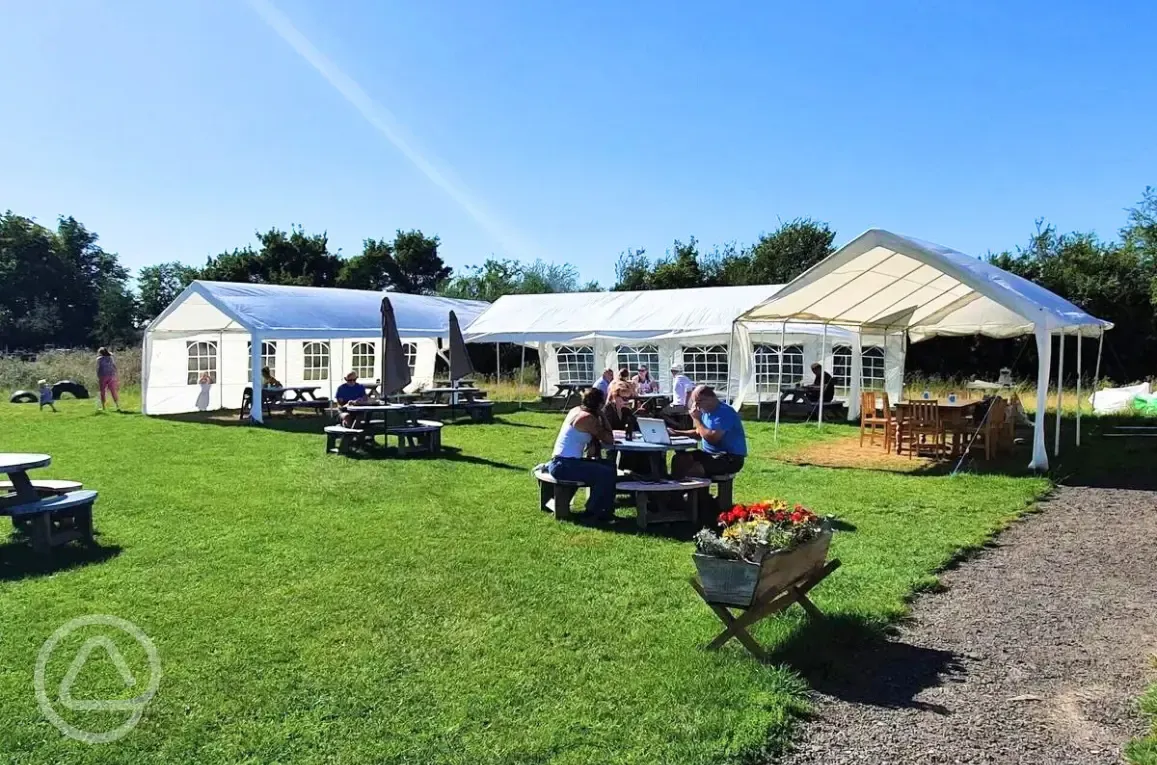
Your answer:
143;334;441;416
531;329;903;418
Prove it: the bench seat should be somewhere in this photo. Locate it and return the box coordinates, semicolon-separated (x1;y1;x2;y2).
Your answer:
616;478;711;530
324;425;365;454
533;469;586;520
4;490;98;552
387;425;441;456
0;479;83;497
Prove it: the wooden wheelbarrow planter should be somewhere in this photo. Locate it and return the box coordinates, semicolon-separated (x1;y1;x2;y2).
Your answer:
689;531;840;661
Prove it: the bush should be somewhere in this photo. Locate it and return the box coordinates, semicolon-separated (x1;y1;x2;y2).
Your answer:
0;347;141;393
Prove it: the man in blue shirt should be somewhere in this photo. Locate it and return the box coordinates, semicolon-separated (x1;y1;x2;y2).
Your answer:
671;385;747;477
335;371;369;427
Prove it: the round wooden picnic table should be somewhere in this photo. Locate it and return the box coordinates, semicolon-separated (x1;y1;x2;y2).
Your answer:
0;453;52;508
612;437;698;478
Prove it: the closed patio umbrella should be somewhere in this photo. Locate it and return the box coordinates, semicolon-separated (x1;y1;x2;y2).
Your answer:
381;296;412;396
448;310;475;384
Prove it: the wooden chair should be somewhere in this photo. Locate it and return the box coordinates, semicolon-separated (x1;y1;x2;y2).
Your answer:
968;398;1008;460
896;400;946;459
859;391;893;450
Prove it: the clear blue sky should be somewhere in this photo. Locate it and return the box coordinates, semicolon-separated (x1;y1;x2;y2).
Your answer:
2;0;1154;286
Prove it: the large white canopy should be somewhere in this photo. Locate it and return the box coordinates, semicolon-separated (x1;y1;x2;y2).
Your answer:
738;229;1112;339
463;285;874;400
149;281;488;339
736;229;1112;470
143;281;488;420
464;284;787;344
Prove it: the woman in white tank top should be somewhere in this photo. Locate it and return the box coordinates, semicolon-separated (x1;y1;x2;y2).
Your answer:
548;387;617;522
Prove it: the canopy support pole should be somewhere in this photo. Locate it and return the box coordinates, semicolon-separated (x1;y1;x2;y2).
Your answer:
818;323;828;429
1054;330;1065;457
519;344;527;410
1091;329;1104;415
249;332;264;424
774;322;785;443
1075;332;1083;447
495;342;500;388
1028;325;1051;471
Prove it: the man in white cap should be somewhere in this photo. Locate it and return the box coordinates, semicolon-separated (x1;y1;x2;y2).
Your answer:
670;365;694;409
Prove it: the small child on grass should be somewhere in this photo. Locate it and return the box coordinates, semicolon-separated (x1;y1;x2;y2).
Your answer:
38;380;57;413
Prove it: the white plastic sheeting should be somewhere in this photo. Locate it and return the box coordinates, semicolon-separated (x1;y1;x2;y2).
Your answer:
737;229;1113;470
1090;382;1151;414
142;281;488;417
462;286;896;404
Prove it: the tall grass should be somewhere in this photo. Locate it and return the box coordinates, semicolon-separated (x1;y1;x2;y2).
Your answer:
0;347;141;392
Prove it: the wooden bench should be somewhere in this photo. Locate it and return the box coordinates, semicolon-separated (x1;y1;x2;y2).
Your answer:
387;425;441;456
3;490;98;553
414;420;444;452
464;401;495;423
533;469;585;521
617;477;711;530
706;473;737;513
1;479;83;497
324;425;364;454
242;389;331;420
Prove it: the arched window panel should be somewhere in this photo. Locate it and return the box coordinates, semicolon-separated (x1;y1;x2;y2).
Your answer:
187;341;218;385
303;342;330;381
555;345;594;386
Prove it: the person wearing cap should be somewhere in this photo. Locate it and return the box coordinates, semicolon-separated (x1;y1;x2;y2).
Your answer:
670;365;695;408
670;384;747;478
38;380;57;413
335;371;370;426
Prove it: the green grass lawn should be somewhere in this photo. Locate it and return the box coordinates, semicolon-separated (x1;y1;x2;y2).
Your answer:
1129;672;1157;765
0;394;1050;764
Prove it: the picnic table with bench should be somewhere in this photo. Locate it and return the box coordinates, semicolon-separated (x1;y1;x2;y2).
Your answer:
544;383;584;411
420;386;494;422
326;404;443;456
241;385;330;420
0;453;96;553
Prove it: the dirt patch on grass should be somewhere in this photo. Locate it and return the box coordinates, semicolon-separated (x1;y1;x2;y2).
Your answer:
778;432;937;473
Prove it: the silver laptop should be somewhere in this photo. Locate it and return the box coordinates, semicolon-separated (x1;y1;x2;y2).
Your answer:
637;417;671;445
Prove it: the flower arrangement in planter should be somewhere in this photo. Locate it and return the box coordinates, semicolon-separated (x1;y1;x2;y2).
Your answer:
692;500;833;607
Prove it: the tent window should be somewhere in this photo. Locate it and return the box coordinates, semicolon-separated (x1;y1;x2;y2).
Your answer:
303;341;330;381
247;341;278;380
402;343;417;373
682;345;729;393
187;341;218;385
832;345;852;397
556;345;595;386
753;344;803;392
615;345;659;375
351;342;375;380
862;346;885;391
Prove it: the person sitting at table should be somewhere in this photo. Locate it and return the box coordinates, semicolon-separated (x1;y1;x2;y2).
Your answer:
603;380;650;475
261;366;282;388
593;368;614;398
336;371;370;426
547;387;617;523
616;367;639;397
670;365;695;409
633;365;658;394
802;362;835;403
670;384;747;478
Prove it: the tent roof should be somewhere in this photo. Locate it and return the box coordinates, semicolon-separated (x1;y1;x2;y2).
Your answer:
463;284;787;344
148;281;489;339
737;229;1112;340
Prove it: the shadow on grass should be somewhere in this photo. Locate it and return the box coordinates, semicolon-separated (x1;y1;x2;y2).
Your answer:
772;614;961;713
491;417;548;430
338;445;525;472
0;540;123;582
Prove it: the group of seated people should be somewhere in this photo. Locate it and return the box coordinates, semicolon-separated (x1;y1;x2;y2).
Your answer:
593;364;697;409
546;382;747;524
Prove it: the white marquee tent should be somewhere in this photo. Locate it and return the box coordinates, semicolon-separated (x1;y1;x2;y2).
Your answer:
734;229;1112;470
142;281;488;421
462;285;889;402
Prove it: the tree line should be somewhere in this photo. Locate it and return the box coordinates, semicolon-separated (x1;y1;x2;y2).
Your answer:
3;187;1154;380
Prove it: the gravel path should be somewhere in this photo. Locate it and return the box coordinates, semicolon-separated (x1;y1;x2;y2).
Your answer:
777;486;1157;765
